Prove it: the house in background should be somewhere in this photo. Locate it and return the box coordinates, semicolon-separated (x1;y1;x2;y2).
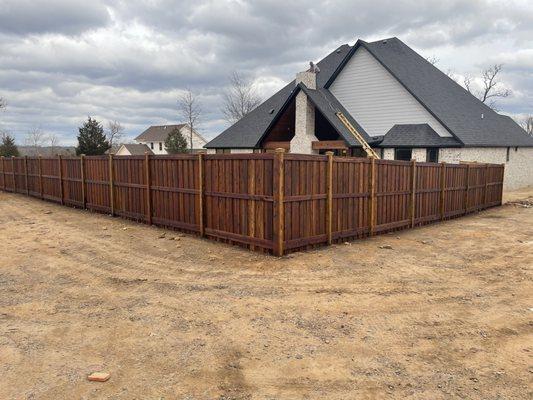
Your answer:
115;143;154;156
134;124;207;154
205;37;533;190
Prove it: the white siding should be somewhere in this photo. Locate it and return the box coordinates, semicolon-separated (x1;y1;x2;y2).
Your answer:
330;47;452;138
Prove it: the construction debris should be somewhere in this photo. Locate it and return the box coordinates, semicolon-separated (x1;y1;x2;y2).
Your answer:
88;372;110;382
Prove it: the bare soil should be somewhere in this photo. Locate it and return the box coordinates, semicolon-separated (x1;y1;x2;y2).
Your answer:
1;189;532;400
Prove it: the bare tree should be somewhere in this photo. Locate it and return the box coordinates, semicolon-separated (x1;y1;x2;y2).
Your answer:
48;133;60;155
464;64;511;111
178;89;201;151
519;115;533;136
221;72;262;124
426;55;439;66
0;97;6;110
106;120;125;151
25;127;46;147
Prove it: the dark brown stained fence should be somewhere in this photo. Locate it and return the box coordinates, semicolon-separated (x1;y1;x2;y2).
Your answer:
0;154;505;255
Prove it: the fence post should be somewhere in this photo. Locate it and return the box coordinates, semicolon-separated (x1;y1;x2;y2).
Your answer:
368;158;376;235
1;156;5;191
145;152;152;225
325;151;334;245
80;155;86;209
248;156;256;250
58;155;64;205
499;163;505;206
410;159;417;228
464;163;470;214
12;157;16;193
483;164;489;208
24;156;29;195
198;152;205;237
440;162;446;220
108;154;114;216
38;156;43;199
273;148;285;256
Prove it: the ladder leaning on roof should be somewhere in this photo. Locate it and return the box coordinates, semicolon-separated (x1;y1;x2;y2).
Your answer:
336;112;380;159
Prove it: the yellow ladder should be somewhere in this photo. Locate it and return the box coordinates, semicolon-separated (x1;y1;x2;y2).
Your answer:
336;112;380;159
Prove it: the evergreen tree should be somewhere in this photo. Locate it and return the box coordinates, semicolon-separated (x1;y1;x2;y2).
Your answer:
164;127;188;154
0;133;20;157
75;117;110;155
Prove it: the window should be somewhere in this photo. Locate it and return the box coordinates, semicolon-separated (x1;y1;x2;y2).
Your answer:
159;142;163;151
150;142;154;149
506;147;510;162
394;148;412;161
216;149;231;154
426;148;439;163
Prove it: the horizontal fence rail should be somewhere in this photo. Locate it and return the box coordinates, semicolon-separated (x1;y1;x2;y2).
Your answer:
0;153;504;255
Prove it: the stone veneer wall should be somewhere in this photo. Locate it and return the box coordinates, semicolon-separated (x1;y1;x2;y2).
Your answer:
382;146;533;190
440;147;533;191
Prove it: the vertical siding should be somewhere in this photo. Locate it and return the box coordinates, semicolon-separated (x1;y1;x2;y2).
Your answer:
330;47;452;138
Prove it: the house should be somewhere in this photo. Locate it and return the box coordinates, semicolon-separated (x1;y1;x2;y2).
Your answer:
134;124;207;154
115;143;154;156
205;37;533;190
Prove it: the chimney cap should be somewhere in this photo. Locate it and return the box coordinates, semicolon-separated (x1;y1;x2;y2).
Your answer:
307;61;320;74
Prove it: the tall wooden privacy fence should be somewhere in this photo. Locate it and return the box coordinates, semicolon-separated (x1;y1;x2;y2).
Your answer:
0;153;504;255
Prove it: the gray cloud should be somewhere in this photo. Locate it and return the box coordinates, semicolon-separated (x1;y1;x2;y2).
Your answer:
0;0;111;35
0;0;532;146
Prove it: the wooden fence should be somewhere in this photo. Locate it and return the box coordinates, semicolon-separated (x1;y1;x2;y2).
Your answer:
0;152;504;255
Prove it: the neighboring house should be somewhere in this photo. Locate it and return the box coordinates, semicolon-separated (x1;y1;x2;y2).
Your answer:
115;143;154;156
205;37;533;190
134;124;207;154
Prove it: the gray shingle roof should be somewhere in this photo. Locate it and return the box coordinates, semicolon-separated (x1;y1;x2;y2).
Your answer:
118;143;154;155
379;124;461;147
135;124;186;142
205;45;352;148
299;85;374;146
358;38;533;147
206;37;533;149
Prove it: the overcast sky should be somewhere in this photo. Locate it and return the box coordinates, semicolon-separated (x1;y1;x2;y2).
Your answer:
0;0;532;146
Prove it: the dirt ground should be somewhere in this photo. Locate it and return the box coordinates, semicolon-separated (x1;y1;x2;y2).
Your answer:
0;189;532;400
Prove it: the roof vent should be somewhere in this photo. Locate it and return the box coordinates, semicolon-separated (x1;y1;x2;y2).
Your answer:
336;48;341;53
481;113;484;119
382;40;387;44
269;108;275;114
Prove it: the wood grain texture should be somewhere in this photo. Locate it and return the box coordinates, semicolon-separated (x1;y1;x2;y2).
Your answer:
0;154;505;255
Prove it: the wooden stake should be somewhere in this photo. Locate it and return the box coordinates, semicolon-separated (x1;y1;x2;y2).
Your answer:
58;155;64;205
464;163;470;213
38;156;43;199
145;153;152;224
80;155;86;208
108;154;114;216
198;152;205;236
368;158;376;235
325;151;334;245
440;161;446;220
273;148;285;256
24;156;29;195
410;159;417;228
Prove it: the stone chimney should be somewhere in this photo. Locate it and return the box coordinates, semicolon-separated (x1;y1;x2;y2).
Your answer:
291;66;318;154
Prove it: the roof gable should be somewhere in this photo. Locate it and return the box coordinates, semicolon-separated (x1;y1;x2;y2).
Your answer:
206;44;353;148
379;124;460;147
356;38;532;147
